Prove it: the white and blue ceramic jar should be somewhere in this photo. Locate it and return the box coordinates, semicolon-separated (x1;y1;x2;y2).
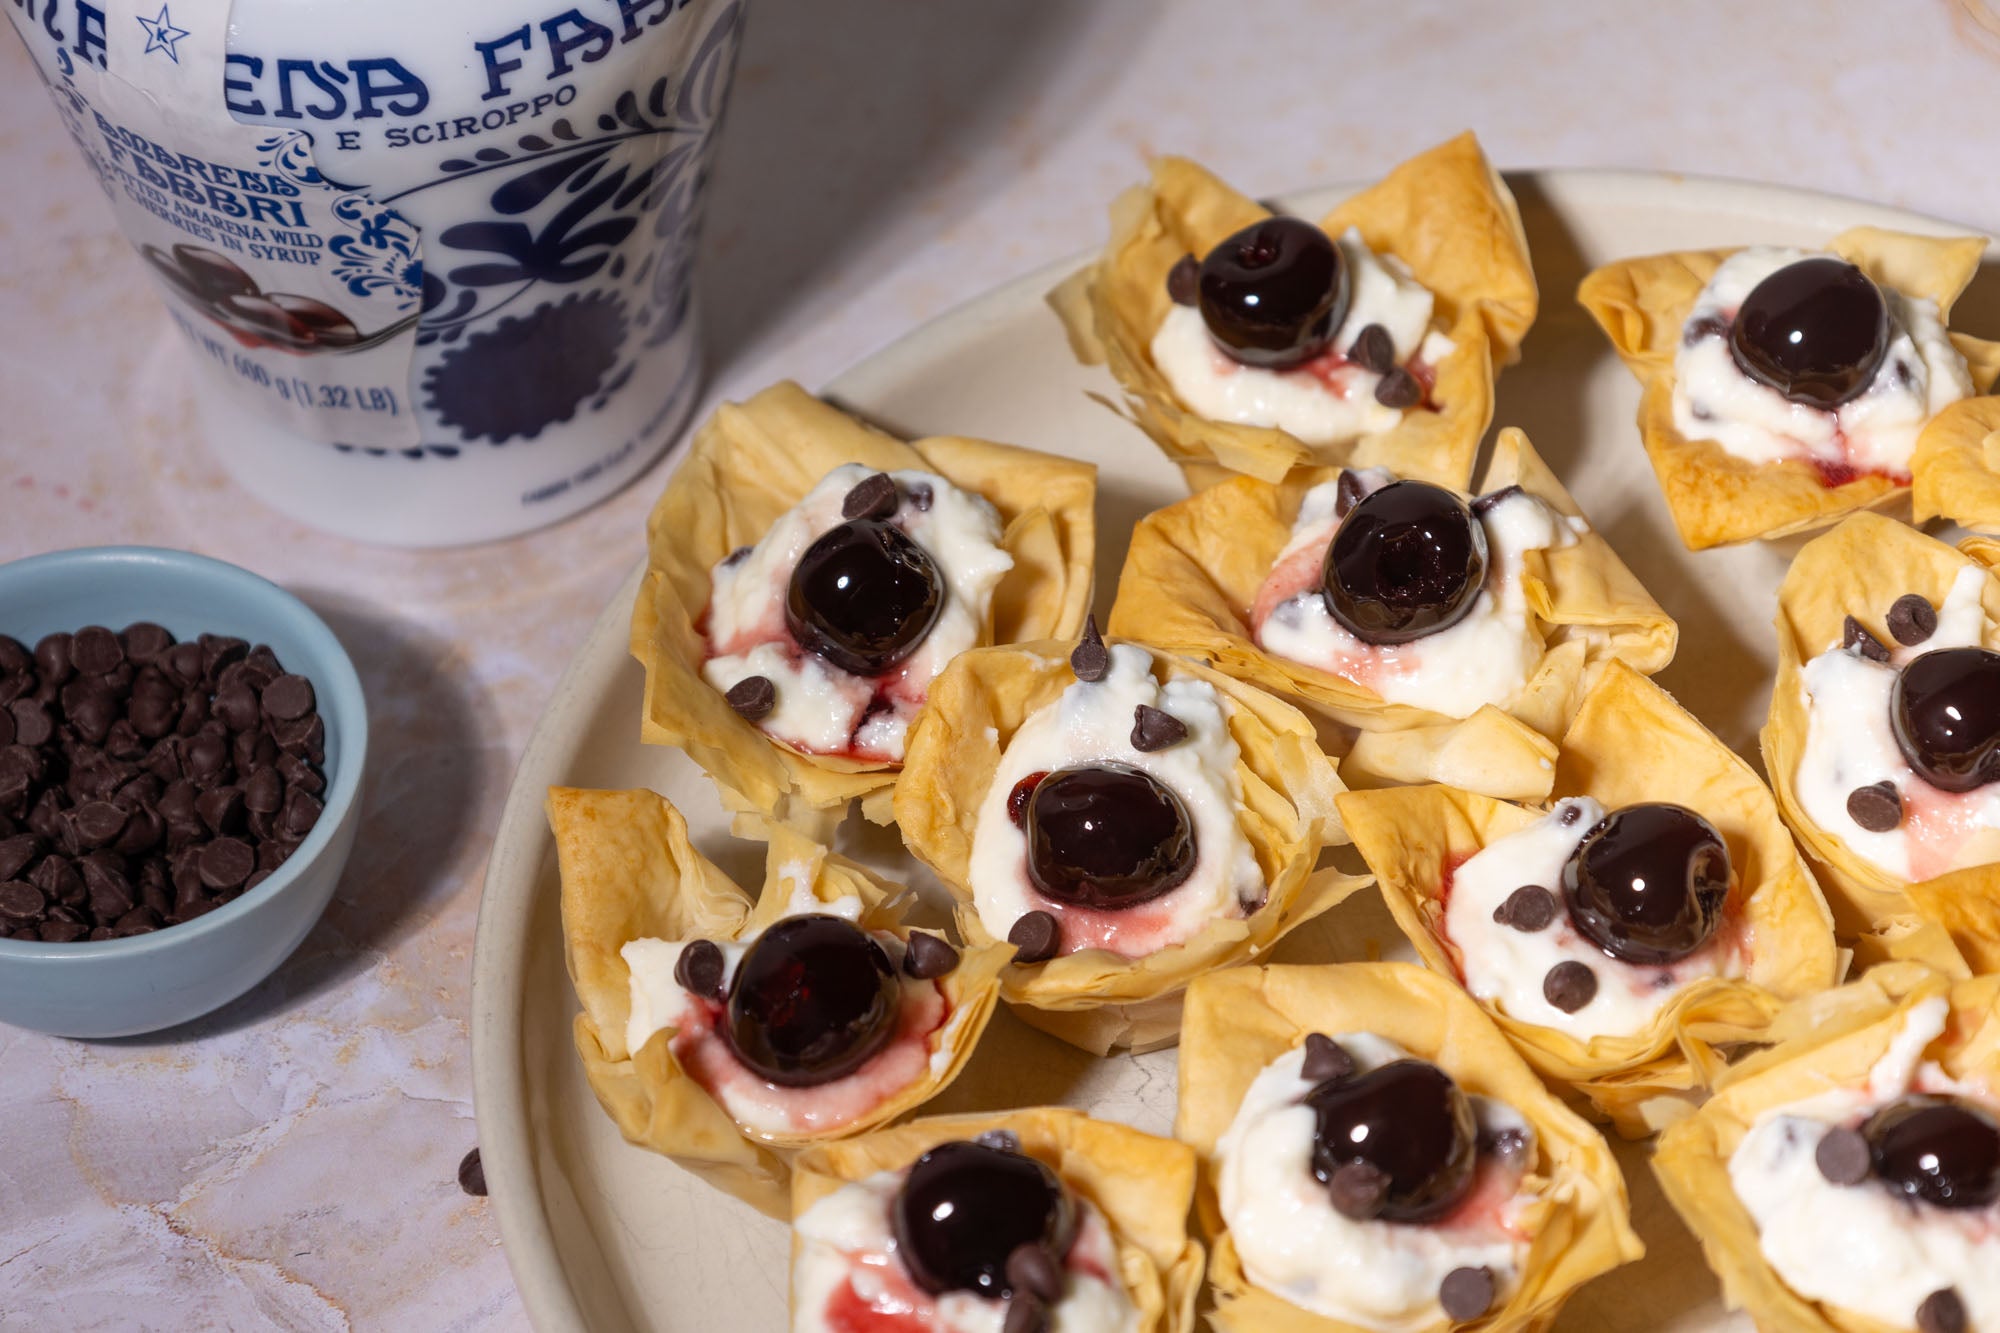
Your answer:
7;0;743;544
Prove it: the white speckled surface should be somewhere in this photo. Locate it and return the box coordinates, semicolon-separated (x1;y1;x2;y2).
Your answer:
6;2;2000;1327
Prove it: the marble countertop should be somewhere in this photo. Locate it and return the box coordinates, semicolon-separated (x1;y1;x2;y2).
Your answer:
6;1;2000;1327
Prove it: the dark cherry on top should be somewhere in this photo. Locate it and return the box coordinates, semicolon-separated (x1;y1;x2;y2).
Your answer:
784;519;944;677
723;914;900;1087
1306;1058;1478;1224
1863;1095;2000;1210
1023;764;1196;910
1197;217;1350;371
1321;480;1488;646
891;1140;1076;1299
1727;257;1889;408
1561;803;1729;965
1892;647;2000;794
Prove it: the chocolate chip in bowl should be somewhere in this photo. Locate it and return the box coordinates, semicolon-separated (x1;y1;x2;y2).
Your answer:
0;547;366;1038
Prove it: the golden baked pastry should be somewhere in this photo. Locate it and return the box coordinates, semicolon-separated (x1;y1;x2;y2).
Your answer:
893;633;1360;1055
1050;131;1536;489
1340;662;1841;1135
1176;962;1642;1332
1580;228;2000;550
552;785;1009;1218
632;380;1096;835
1107;428;1676;802
790;1108;1203;1333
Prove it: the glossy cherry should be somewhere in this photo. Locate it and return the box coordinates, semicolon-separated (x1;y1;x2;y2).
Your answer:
1892;648;2000;794
891;1140;1076;1298
723;914;900;1087
1560;803;1729;965
784;519;944;676
1321;480;1488;646
1306;1059;1478;1223
1197;217;1349;371
1863;1095;2000;1210
1728;257;1889;408
1024;764;1196;910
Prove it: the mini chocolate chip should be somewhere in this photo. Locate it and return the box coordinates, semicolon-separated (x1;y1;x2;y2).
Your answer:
277;751;323;796
1301;1032;1356;1085
1334;469;1365;518
34;633;73;684
1918;1288;1967;1333
840;471;900;522
198;837;255;890
1543;961;1598;1013
196;786;246;837
199;634;248;681
0;707;13;751
1471;484;1524;517
1846;781;1903;833
720;545;753;568
103;719;146;762
1007;910;1061;963
62;680;117;745
1002;1293;1047;1333
901;932;960;980
1683;314;1729;345
244;766;283;815
281;787;323;840
121;623;173;664
724;675;776;721
1130;704;1188;752
974;1130;1022;1153
1439;1266;1495;1322
1070;616;1109;683
81;853;133;920
1348;323;1395;375
907;483;933;512
1327;1160;1390;1220
1814;1126;1871;1186
262;673;315;722
1374;366;1422;409
1843;615;1891;663
39;921;85;943
1006;1242;1064;1304
184;732;228;785
114;806;165;858
1493;885;1558;932
114;905;161;936
1887;593;1939;647
71;801;127;849
458;1147;488;1197
1166;253;1200;306
9;700;52;749
673;938;726;1000
214;685;259;733
0;637;27;674
0;880;45;921
29;856;82;907
70;626;124;676
161;641;203;687
0;834;39;881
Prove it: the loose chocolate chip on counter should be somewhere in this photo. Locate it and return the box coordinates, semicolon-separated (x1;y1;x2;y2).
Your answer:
1374;366;1423;409
0;880;45;921
974;1129;1022;1153
1439;1266;1496;1322
1334;469;1366;518
1005;1242;1064;1305
1917;1288;1967;1333
840;471;901;522
1543;961;1598;1014
1130;704;1188;753
1843;615;1891;663
1471;484;1525;517
1493;884;1558;932
1846;781;1904;833
1347;323;1395;374
724;675;776;721
1327;1160;1391;1220
70;626;124;676
1814;1126;1872;1186
458;1147;488;1197
198;837;255;891
673;938;727;1000
261;673;316;722
1007;910;1061;964
1887;594;1939;647
1166;253;1200;306
1002;1294;1047;1333
901;932;960;980
1301;1032;1356;1084
1070;616;1110;683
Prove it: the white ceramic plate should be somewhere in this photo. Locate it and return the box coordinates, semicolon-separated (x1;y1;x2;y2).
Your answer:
472;170;2000;1333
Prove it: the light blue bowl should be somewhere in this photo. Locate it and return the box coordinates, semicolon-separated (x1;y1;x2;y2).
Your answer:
0;547;367;1038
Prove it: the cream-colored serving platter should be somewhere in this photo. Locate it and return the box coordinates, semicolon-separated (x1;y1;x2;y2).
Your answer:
471;170;2000;1332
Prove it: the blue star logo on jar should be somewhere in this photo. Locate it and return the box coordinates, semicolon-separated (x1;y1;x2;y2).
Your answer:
135;5;189;63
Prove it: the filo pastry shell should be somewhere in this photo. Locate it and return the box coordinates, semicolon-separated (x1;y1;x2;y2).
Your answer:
790;1108;1203;1333
1049;131;1537;489
1107;428;1677;803
631;380;1096;834
892;638;1361;1056
1579;227;2000;551
1915;394;2000;534
1176;962;1643;1333
551;785;1010;1218
1339;662;1842;1136
1653;963;2000;1333
1764;512;2000;944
